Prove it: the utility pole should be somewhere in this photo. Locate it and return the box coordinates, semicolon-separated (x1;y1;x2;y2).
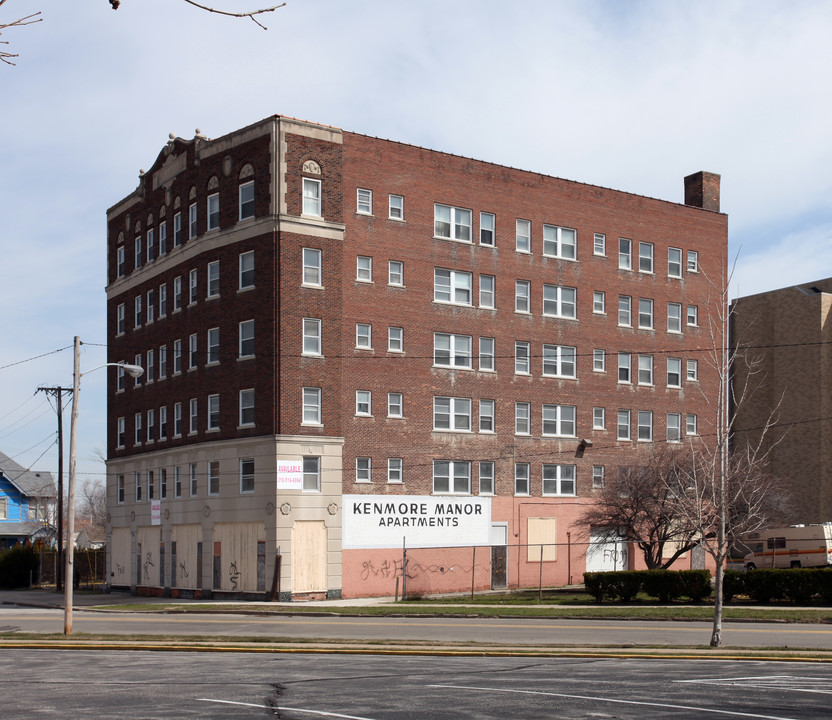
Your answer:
36;385;74;592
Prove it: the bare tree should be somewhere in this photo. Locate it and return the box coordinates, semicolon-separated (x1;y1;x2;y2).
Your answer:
77;478;107;540
109;0;287;30
578;444;703;570
0;0;41;66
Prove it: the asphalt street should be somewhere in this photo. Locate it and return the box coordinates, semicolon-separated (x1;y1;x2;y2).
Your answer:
3;649;832;719
2;604;832;650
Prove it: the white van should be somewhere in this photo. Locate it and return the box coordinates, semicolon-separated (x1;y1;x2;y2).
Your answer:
742;524;832;570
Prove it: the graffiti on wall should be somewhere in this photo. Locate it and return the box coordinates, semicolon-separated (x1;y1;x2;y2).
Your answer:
142;552;155;582
229;561;241;591
360;558;485;582
179;562;189;580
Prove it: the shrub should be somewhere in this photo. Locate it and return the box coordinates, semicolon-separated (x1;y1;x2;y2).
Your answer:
744;568;785;603
0;544;38;589
722;570;745;603
641;569;682;602
678;570;713;602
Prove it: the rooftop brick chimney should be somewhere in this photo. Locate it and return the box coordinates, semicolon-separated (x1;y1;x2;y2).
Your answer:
684;171;721;212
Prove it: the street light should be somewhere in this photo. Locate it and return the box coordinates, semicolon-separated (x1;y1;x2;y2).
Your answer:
65;336;143;635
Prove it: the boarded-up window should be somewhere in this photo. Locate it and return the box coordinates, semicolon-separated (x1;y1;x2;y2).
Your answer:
527;517;557;562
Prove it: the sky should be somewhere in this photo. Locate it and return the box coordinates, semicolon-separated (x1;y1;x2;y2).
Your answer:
2;0;832;486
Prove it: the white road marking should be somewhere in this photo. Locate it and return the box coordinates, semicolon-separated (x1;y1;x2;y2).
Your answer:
675;675;832;695
198;697;378;719
428;684;802;720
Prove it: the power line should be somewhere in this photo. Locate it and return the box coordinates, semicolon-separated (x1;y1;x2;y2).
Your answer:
0;345;73;371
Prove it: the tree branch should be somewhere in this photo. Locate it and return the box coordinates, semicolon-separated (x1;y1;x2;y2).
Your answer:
0;2;43;66
110;1;288;30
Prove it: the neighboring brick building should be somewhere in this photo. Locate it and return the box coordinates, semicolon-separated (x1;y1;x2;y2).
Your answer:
731;281;832;524
105;115;727;599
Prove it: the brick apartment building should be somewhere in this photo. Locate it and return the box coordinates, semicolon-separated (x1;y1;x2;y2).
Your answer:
731;280;832;525
105;115;728;599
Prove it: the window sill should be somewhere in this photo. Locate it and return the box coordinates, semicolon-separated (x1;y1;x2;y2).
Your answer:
237;286;255;294
301;283;325;290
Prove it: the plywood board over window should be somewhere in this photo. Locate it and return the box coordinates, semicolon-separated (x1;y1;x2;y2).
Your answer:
171;524;201;589
213;522;265;593
292;520;327;593
110;527;131;586
136;526;161;586
527;517;557;562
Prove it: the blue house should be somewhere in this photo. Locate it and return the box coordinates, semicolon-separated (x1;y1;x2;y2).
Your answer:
0;451;56;550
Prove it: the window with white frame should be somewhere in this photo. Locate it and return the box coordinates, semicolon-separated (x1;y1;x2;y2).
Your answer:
514;463;530;495
117;417;125;448
189;398;198;434
173;211;182;247
147;290;155;324
542;404;576;436
207;261;220;298
433;460;470;494
388;260;403;286
515;280;530;313
159;221;167;255
208;460;220;495
617;409;631;440
687;359;698;381
174;465;182;497
117;364;125;392
356;457;372;483
479;399;495;432
434;204;471;241
593;291;605;314
542;344;576;378
618;295;632;326
135;235;142;270
387;392;403;418
433;396;472;431
239;319;255;358
638;242;653;273
515;341;530;374
239;181;255;220
637;410;653;441
543;464;576;496
637;355;653;385
667;357;682;387
434;268;472;305
188;333;197;369
480;212;495;246
356;188;372;215
593;349;605;372
207;327;219;364
147;228;155;263
668;247;682;278
515;402;530;435
173;339;182;374
667;413;681;442
687;305;698;326
174;402;182;436
638;298;654;329
189;268;198;304
593;407;605;429
159;284;167;318
147;470;155;501
134;353;142;386
189;202;197;239
240;458;255;493
619;238;632;270
303;456;320;491
117;303;125;335
355;390;372;416
207;394;220;430
355;323;372;349
159;406;168;439
356;255;372;282
516;219;531;252
618;353;631;383
543;284;577;318
543;224;577;260
239;389;255;426
388;326;403;352
239;251;254;289
135;471;142;501
117;474;125;503
593;465;605;488
173;276;182;310
302;248;322;286
594;233;606;256
667;302;682;333
146;349;155;382
479;337;495;371
116;246;125;277
134;412;142;445
189;462;198;496
207;193;219;230
302;387;321;425
479;274;495;308
686;413;698;435
387;458;403;484
479;461;494;495
434;332;472;368
687;250;699;272
134;296;142;328
302;178;321;216
389;194;403;220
